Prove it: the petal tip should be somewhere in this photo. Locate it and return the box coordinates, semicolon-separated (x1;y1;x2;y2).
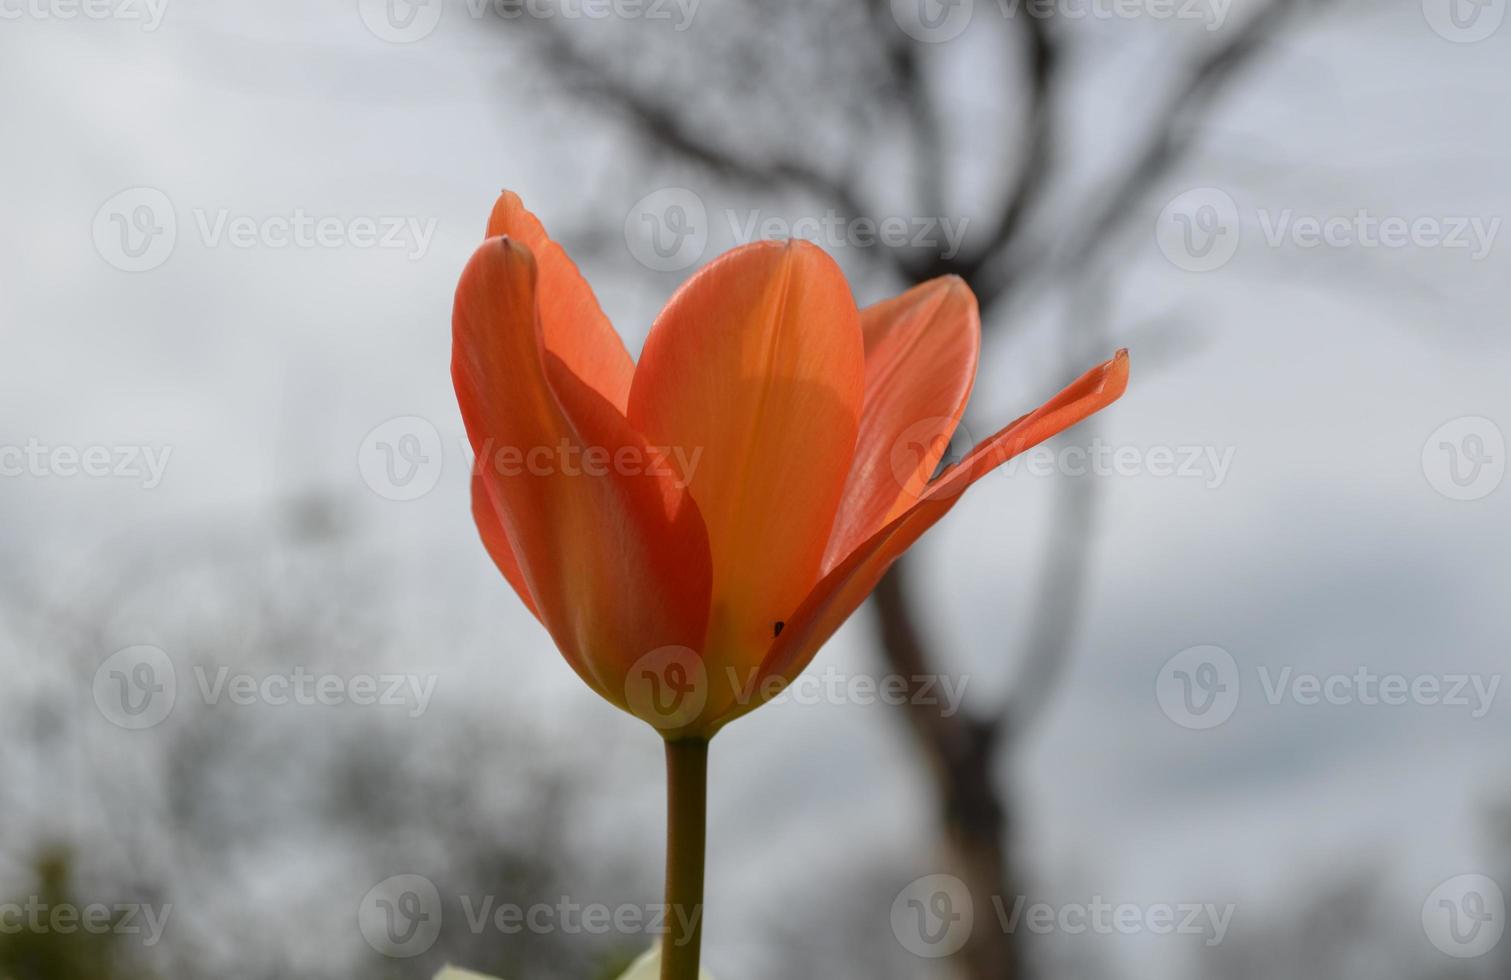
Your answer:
1105;348;1131;393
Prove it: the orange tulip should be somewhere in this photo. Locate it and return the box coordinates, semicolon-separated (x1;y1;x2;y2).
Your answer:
453;191;1128;740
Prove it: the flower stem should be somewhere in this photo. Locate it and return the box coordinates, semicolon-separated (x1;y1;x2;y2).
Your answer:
661;737;708;980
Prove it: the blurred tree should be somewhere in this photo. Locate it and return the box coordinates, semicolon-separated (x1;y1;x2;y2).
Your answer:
1;499;655;980
0;848;157;980
493;0;1342;975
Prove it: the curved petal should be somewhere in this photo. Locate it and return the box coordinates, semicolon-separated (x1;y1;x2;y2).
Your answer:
708;350;1130;731
471;468;538;620
486;191;634;411
627;240;864;696
821;276;980;575
454;237;712;710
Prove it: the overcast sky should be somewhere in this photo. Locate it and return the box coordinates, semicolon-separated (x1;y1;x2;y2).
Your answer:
2;1;1509;977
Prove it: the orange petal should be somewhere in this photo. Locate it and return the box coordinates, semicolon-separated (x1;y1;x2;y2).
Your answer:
486;191;634;412
821;276;980;575
470;468;539;620
454;237;712;709
709;350;1130;731
627;240;865;689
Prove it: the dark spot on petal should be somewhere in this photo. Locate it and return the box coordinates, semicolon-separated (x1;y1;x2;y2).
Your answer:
773;621;785;637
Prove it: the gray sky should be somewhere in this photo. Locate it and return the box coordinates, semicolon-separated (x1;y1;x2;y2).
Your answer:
2;1;1509;977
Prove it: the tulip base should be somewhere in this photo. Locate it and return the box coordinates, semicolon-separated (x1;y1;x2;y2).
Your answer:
661;737;708;980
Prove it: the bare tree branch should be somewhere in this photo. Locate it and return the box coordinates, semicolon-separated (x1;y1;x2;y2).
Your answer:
506;4;1336;976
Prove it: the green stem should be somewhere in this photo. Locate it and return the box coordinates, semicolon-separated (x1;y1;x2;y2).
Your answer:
661;738;708;980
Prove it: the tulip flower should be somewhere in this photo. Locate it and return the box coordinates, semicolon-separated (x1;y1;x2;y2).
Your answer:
452;190;1128;979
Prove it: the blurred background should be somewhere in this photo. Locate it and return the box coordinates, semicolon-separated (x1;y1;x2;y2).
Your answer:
2;0;1509;977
